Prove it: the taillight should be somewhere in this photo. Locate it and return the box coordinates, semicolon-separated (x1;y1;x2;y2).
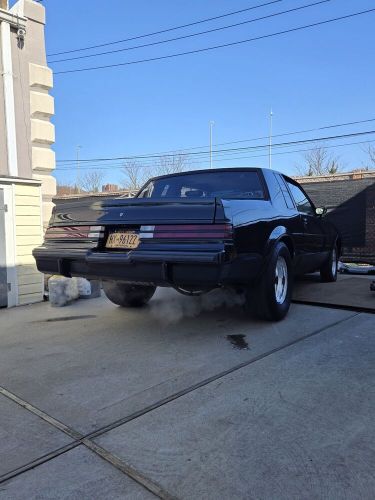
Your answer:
140;224;232;239
45;225;104;240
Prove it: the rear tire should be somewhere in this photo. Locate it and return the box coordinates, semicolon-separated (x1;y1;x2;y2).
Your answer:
246;242;292;321
320;245;338;282
103;282;156;307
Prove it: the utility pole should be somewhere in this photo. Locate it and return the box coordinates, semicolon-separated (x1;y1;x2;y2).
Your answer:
269;109;273;170
209;121;214;169
76;145;81;193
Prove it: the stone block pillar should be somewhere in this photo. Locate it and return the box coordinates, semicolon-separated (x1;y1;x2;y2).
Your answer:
29;62;56;228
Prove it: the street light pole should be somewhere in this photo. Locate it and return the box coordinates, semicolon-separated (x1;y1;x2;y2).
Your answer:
269;109;273;170
209;121;214;169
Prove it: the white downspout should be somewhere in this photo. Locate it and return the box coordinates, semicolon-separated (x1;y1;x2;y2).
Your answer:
1;18;18;177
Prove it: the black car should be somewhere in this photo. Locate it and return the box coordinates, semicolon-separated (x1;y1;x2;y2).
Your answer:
33;168;340;321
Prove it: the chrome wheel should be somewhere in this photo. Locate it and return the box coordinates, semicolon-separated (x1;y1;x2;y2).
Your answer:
275;256;288;304
331;248;337;276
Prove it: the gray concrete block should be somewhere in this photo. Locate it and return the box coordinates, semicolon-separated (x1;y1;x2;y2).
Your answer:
0;395;72;477
96;313;375;500
0;446;154;499
293;274;375;310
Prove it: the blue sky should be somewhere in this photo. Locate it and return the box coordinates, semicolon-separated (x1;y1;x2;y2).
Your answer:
37;0;375;186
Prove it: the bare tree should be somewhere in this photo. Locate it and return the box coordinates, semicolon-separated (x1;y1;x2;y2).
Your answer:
80;170;105;193
122;153;190;190
296;146;343;176
364;144;375;167
154;153;189;177
122;161;148;190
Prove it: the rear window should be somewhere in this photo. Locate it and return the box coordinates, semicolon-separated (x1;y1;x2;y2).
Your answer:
137;171;265;199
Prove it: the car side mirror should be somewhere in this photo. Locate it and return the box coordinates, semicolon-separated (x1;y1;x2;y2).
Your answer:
315;207;327;216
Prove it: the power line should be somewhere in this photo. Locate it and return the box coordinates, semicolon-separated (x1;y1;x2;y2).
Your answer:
56;130;375;166
55;139;375;172
47;0;282;57
55;134;370;168
198;139;375;164
57;130;375;166
201;118;375;150
55;116;375;166
54;8;375;75
55;137;374;169
117;117;375;159
49;0;331;64
56;117;375;168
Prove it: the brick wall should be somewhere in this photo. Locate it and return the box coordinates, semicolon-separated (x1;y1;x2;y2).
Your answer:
300;175;375;264
340;183;375;263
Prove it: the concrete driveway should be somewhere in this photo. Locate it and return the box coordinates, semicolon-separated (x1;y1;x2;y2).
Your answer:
0;288;374;499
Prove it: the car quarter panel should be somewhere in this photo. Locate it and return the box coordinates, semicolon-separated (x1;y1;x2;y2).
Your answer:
221;169;306;263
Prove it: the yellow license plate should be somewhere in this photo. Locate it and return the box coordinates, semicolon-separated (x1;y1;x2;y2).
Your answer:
106;231;140;249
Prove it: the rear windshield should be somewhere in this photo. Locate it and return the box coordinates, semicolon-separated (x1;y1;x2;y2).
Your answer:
137;171;265;199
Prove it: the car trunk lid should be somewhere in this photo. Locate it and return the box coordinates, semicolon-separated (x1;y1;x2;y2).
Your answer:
51;197;226;226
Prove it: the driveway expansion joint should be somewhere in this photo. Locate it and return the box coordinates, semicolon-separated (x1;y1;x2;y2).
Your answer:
0;387;172;499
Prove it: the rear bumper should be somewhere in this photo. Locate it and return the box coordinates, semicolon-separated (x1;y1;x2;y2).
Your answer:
33;246;263;288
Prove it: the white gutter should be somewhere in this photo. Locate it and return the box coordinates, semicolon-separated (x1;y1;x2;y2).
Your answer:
1;17;18;176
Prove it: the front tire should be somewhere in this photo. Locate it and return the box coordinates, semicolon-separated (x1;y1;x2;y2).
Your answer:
320;245;338;282
103;282;156;307
246;242;292;321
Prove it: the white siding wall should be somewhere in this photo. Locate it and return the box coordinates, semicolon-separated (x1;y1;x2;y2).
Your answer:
14;183;43;305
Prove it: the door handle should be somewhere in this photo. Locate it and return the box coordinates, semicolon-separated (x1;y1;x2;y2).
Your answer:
302;216;308;225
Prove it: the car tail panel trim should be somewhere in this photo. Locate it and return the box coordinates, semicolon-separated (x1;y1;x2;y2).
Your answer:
139;223;233;240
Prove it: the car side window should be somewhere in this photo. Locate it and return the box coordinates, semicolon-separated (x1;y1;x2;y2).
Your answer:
275;174;294;209
266;172;288;209
137;182;155;198
286;181;315;215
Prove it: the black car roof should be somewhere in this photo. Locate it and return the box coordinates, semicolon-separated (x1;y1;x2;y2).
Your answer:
147;166;283;183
